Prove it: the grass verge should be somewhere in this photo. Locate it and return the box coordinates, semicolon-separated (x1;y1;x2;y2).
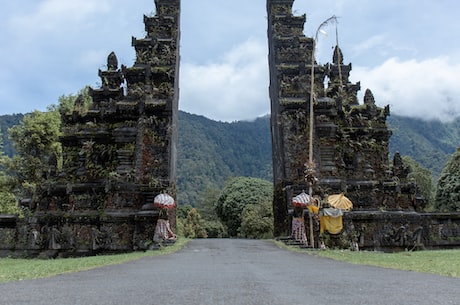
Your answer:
0;238;189;284
274;241;460;278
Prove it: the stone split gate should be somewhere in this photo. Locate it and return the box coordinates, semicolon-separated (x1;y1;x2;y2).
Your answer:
0;0;459;256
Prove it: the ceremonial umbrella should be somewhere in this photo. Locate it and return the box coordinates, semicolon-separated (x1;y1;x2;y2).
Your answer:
328;193;353;211
292;191;311;207
153;193;176;209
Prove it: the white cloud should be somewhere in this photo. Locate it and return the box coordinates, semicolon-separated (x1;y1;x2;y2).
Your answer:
352;35;386;55
74;49;109;71
352;56;460;121
180;38;269;122
0;0;146;115
351;34;417;63
9;0;110;33
2;0;460;123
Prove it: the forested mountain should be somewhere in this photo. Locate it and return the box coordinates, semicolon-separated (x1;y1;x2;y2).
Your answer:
387;115;460;179
1;112;460;206
177;112;272;206
177;112;460;205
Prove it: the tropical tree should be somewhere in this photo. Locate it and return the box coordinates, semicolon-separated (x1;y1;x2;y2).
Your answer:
0;113;24;157
435;147;460;212
50;86;93;116
215;177;273;237
176;204;193;219
182;208;208;238
3;110;61;204
0;130;21;215
195;186;221;220
202;220;227;238
402;156;435;209
194;187;227;237
239;198;274;239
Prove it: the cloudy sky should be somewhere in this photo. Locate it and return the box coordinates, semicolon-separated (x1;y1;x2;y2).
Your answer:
1;0;460;122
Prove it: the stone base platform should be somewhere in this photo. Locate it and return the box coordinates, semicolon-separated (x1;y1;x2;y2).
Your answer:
0;210;159;258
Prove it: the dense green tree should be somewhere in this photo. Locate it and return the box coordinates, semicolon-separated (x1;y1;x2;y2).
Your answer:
0;161;19;215
215;177;273;237
202;220;227;238
49;86;93;116
176;204;193;219
0;190;19;215
435;147;460;212
3;110;61;202
194;187;220;219
182;208;208;238
0;114;24;157
239;198;274;239
194;187;227;238
0;130;21;215
402;156;435;209
176;204;192;237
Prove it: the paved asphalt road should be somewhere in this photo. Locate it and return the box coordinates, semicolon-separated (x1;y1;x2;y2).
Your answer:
0;239;459;305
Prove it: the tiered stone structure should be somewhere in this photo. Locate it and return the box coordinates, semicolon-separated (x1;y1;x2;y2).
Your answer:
267;0;459;250
0;0;180;257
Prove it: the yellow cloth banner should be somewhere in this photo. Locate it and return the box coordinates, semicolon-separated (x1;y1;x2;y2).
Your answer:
307;205;319;214
320;215;343;234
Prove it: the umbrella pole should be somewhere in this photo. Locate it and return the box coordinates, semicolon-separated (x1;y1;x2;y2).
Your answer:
308;186;315;248
309;213;314;248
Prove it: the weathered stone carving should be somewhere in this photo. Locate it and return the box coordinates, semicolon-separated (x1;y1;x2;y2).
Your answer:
0;0;180;257
267;0;460;250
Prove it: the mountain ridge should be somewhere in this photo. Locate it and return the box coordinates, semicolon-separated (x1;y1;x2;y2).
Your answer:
1;111;459;206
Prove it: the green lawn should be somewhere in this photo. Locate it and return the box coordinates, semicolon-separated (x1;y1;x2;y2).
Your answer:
283;243;460;278
0;238;189;283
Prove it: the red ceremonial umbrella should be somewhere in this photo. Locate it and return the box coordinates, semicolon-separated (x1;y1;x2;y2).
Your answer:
153;193;176;209
292;191;311;207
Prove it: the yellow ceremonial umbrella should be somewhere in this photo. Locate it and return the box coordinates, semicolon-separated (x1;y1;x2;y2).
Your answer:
327;193;353;211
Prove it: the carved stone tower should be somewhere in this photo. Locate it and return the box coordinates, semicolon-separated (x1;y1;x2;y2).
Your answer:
267;0;417;238
267;0;319;235
10;0;181;256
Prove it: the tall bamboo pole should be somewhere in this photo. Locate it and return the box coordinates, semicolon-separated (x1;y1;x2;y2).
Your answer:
308;16;338;248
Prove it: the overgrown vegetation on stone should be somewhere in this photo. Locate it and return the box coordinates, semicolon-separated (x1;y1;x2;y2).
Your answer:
435;147;460;211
